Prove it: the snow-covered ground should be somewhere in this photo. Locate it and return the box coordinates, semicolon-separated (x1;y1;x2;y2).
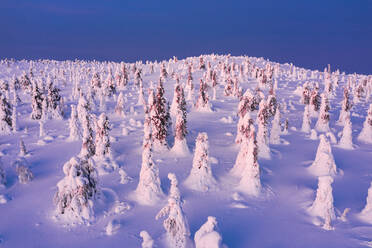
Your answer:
0;55;371;247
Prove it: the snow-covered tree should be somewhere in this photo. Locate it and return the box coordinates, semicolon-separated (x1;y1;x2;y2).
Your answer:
46;77;64;120
54;155;99;224
150;80;171;151
95;113;111;158
80;113;95;158
301;104;311;133
30;81;43;120
337;87;352;125
315;93;330;133
195;79;212;112
194;216;224;248
15;159;33;184
256;100;271;159
308;176;336;230
156;197;191;248
357;104;372;144
235;111;253;145
134;113;164;205
0;93;12;134
168;173;181;203
270;106;281;144
172;110;190;156
140;230;154;248
184;132;217;192
115;92;126;117
308;135;337;177
236;126;261;196
19;139;27;157
67;105;80;142
310;85;321;117
338;114;353;149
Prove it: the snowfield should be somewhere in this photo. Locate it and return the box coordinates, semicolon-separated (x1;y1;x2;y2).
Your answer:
0;54;371;247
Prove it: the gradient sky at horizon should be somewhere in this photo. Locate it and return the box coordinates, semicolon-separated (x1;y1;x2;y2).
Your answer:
1;0;371;74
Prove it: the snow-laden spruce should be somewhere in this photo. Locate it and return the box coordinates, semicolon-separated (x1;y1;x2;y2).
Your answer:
194;216;226;248
67;104;80;142
184;132;217;192
156;197;191;248
269;106;281;144
231;113;254;177
93;113;117;174
338;114;354;149
0;92;12;134
0;159;6;187
256;99;271;159
148;80;171;152
308;176;335;230
301;104;311;133
195;79;212;112
337;87;352;126
357;103;372;144
14;158;33;184
236;126;261;197
115;92;126;117
358;182;372;224
308;134;337;177
133;113;164;205
171;110;190;156
19;139;28;157
315;93;330;133
54;155;99;224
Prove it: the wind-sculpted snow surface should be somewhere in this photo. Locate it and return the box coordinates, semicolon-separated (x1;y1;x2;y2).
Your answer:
0;54;371;247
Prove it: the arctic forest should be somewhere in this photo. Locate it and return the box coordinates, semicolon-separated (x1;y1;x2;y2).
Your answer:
0;54;371;247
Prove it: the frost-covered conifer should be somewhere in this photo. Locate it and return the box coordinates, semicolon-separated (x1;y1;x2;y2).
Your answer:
19;139;27;157
0;93;12;134
15;159;33;184
308;134;337;177
338;114;353;149
95;113;111;158
184;133;217;192
156;197;191;248
235;111;253;145
256;100;271;159
160;63;168;80
315;93;330;133
310;85;321;117
170;79;181;117
270;106;281;144
308;176;335;230
150;79;170;151
195;79;212;112
236;126;261;196
301;105;311;133
30;81;43;120
266;93;277;118
168;173;181;203
337;87;352;125
54;155;98;224
359;182;372;224
19;72;32;93
137;79;146;106
172;111;190;156
194;216;224;248
115;92;126;117
46;77;64;120
67;105;80;142
134;114;164;205
80;113;95;158
357;104;372;144
140;231;154;248
91;72;101;95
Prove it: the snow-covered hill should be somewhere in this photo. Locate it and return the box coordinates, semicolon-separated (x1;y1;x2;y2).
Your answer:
0;55;371;247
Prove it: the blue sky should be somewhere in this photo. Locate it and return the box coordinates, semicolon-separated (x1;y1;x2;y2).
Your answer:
1;0;371;74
